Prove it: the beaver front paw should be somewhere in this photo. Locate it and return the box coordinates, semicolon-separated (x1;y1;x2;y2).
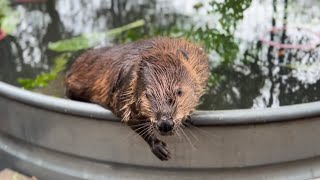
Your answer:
151;139;171;161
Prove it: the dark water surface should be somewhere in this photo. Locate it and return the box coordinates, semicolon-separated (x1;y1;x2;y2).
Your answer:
1;0;320;110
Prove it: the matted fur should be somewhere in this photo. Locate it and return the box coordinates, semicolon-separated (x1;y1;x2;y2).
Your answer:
65;37;209;124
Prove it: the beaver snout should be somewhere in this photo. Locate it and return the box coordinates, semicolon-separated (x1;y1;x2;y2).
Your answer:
156;116;174;136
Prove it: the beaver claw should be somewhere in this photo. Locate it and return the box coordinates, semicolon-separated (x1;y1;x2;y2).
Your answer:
151;139;171;161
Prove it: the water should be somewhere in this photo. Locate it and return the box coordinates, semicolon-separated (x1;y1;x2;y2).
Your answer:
0;0;320;110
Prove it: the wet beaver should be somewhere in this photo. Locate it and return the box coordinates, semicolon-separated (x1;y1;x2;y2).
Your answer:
65;37;209;160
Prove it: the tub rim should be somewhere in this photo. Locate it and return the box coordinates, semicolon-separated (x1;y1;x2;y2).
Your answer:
1;81;320;125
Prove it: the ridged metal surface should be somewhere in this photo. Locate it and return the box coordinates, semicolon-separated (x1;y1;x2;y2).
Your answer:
1;132;320;180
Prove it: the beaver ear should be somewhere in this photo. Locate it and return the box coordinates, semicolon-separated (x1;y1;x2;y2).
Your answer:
178;49;189;61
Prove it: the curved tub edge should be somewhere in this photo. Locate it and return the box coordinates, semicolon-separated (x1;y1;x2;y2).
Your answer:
1;81;320;125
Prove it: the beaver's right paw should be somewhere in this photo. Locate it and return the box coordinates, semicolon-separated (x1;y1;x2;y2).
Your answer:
151;139;171;161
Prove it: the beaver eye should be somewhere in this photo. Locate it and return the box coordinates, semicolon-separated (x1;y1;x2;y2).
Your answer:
177;89;183;96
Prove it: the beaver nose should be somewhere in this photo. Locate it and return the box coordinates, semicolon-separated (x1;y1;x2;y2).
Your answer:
157;116;174;133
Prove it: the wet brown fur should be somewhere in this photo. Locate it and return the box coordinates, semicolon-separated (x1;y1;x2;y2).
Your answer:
65;37;209;160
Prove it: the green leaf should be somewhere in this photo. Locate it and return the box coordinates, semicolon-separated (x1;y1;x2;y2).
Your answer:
18;53;71;90
0;0;19;34
0;0;10;16
48;19;145;52
2;12;19;34
284;63;320;70
193;2;204;10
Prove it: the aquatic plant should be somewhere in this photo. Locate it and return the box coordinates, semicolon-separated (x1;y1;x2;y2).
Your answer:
187;0;253;89
18;53;70;90
151;0;252;65
48;19;145;52
190;0;252;65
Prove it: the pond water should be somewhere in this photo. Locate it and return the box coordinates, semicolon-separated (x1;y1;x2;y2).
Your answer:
0;0;320;110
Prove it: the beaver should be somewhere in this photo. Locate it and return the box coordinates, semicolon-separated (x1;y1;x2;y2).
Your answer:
65;37;209;160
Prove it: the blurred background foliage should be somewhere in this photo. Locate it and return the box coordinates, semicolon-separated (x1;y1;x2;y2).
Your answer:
0;0;19;34
2;0;320;109
16;0;252;90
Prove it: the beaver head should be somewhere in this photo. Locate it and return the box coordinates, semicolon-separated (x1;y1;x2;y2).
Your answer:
136;49;208;136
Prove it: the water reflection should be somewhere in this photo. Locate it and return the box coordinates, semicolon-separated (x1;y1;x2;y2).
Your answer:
0;0;320;110
199;0;320;109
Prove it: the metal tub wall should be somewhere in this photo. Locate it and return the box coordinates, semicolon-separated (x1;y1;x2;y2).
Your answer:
1;81;320;179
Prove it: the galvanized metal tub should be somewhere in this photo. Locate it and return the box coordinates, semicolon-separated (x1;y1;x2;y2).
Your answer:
1;81;320;179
